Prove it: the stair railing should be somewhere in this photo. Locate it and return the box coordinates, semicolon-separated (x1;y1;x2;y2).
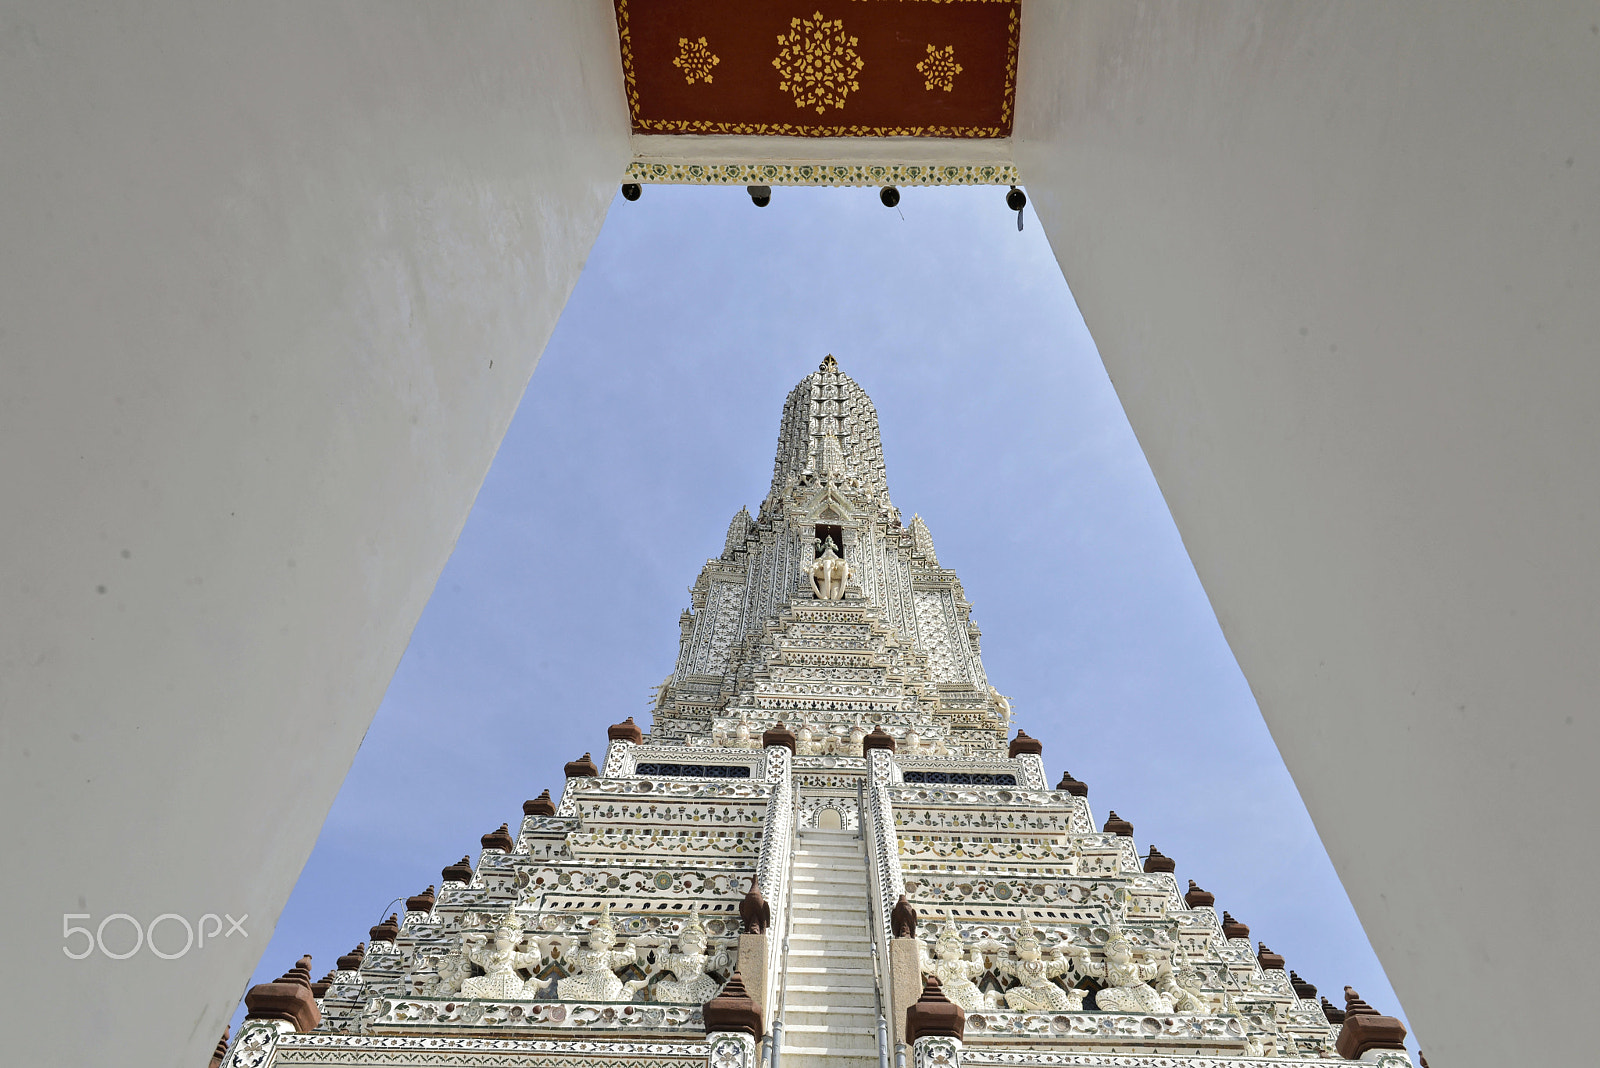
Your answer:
860;777;892;1068
768;781;800;1068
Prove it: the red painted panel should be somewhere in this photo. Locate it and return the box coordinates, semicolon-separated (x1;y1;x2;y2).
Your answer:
616;0;1019;138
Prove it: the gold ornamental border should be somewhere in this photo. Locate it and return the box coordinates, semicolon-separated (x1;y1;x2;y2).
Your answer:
625;161;1019;187
613;0;1020;140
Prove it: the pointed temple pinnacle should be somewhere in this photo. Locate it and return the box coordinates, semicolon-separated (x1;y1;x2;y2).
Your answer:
766;357;893;515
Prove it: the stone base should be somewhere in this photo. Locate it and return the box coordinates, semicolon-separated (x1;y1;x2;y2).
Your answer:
737;932;769;1016
890;936;924;1046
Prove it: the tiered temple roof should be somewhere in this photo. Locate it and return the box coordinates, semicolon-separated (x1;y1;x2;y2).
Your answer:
222;359;1412;1068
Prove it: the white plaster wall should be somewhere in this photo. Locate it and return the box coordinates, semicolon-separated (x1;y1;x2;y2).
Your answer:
1016;4;1600;1065
0;5;628;1065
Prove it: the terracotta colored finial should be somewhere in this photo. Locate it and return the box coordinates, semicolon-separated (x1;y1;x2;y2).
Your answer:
703;969;764;1037
405;885;436;913
1418;1053;1430;1068
1257;942;1286;970
891;894;919;938
310;969;337;998
739;875;771;934
608;717;643;744
481;822;515;852
1290;971;1317;1000
336;943;365;971
1103;810;1134;836
1335;987;1408;1059
862;725;896;755
208;1027;230;1068
243;954;321;1032
762;720;798;752
905;973;966;1044
1343;987;1376;1017
1184;880;1215;908
524;790;556;817
1220;912;1250;940
1143;845;1175;873
441;855;474;884
369;914;399;944
564;752;599;778
1007;729;1042;758
1055;770;1088;797
1321;995;1345;1023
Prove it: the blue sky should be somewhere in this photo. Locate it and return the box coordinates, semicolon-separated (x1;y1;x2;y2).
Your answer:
239;183;1411;1050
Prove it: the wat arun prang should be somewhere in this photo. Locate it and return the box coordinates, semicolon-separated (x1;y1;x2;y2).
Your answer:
219;358;1415;1068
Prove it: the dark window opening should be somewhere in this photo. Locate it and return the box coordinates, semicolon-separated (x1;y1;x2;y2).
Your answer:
814;524;844;557
902;771;1018;786
635;762;751;779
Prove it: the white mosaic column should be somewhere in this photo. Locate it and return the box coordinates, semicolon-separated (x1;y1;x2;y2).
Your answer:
910;1035;961;1068
706;1031;759;1068
220;1018;292;1068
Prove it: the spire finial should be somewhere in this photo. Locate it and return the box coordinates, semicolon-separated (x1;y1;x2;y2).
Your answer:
820;353;837;371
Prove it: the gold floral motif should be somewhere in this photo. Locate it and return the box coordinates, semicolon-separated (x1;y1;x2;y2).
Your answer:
772;11;865;115
672;36;719;85
916;44;963;92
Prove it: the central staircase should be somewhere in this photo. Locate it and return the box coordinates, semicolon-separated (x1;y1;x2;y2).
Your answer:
779;827;883;1068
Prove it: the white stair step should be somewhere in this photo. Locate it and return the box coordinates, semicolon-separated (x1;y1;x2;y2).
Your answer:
787;948;871;958
790;932;870;941
785;984;876;997
790;931;869;941
785;965;875;976
784;1005;879;1019
782;1037;878;1054
779;1054;878;1068
783;1024;878;1039
781;1050;878;1059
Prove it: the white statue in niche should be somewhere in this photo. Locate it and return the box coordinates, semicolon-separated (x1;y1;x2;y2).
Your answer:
918;919;1000;1012
808;537;851;601
419;935;475;996
1068;924;1170;1013
557;903;646;1002
991;918;1084;1011
460;911;543;999
651;910;721;1003
1152;944;1213;1014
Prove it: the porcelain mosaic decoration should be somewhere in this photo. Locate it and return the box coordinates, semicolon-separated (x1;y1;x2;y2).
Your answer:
225;358;1412;1068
